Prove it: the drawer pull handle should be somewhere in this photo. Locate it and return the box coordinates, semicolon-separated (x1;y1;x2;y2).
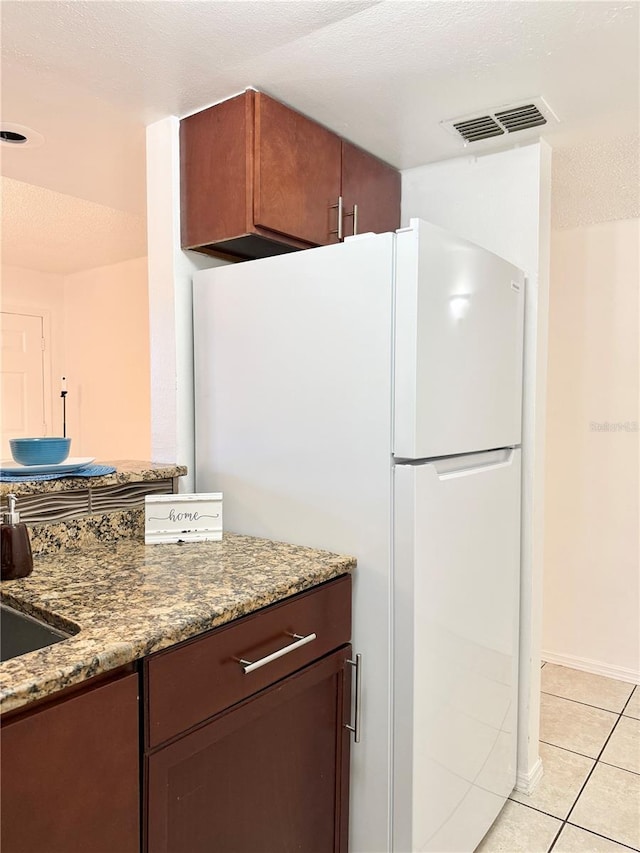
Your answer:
239;632;317;674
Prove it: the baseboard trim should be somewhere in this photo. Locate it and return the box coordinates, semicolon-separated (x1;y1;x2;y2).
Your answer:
541;650;640;685
515;757;544;795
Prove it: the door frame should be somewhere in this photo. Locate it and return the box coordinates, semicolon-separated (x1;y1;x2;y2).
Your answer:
1;303;54;437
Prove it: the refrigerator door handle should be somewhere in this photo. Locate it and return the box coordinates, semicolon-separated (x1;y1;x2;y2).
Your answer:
431;447;516;480
345;653;362;743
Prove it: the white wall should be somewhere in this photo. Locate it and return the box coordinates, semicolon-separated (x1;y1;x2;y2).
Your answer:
146;117;229;492
63;256;151;460
402;146;545;273
402;141;552;791
543;218;640;681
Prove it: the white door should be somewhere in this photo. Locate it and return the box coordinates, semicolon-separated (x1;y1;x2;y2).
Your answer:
1;311;47;457
394;219;525;459
393;448;521;853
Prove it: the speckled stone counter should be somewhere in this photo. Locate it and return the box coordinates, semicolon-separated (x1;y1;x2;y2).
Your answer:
0;461;188;556
0;460;187;498
0;532;355;715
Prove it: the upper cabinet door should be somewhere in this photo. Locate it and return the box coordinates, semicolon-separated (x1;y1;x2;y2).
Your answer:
253;93;342;246
180;93;251;250
341;141;401;239
181;90;401;260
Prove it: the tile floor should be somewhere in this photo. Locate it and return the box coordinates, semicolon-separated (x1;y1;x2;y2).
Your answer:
476;663;640;852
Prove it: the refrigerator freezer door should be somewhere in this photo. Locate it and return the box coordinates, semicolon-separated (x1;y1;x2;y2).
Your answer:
393;448;521;853
394;219;525;460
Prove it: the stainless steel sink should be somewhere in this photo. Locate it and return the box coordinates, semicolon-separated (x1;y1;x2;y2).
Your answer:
0;604;71;662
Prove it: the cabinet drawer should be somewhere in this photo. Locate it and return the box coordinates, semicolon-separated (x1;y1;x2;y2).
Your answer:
145;574;351;747
146;646;352;853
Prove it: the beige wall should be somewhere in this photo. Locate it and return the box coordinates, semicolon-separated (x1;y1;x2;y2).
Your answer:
1;257;150;461
543;218;640;680
63;256;151;460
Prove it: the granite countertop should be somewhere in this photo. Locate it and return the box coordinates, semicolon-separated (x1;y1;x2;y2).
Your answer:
0;532;355;715
0;460;187;497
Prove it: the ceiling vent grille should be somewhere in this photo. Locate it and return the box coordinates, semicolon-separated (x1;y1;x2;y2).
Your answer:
494;103;547;133
442;97;558;147
453;115;505;143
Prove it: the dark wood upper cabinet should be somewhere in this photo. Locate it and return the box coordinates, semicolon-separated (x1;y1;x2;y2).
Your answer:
254;93;342;246
180;92;252;252
180;89;400;261
341;140;402;239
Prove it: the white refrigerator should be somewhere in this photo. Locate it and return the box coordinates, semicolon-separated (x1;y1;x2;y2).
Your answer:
193;219;524;853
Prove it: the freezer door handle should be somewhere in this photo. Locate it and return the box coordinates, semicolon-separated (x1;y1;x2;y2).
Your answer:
431;447;516;480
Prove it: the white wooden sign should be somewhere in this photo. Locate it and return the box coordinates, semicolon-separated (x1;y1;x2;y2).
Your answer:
144;493;223;544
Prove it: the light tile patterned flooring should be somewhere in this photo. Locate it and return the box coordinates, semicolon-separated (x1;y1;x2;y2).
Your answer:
476;663;640;852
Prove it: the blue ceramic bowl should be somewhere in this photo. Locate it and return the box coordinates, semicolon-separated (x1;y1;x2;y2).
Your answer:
9;437;71;466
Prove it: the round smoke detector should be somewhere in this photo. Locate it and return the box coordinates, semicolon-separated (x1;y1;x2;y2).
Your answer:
0;122;45;148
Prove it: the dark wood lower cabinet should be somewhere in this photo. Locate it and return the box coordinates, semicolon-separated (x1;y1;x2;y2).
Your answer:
0;670;140;853
0;577;353;853
146;646;352;853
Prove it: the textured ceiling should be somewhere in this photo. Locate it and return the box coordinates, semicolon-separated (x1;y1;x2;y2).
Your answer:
3;1;638;168
552;135;640;230
1;59;147;217
0;0;638;272
1;177;147;274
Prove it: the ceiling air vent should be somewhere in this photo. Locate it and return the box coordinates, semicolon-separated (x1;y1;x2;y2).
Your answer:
453;115;505;143
442;97;558;147
494;103;547;133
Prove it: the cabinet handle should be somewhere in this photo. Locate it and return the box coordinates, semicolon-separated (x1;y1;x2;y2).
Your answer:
329;196;343;241
345;653;362;743
238;632;317;674
343;203;359;237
